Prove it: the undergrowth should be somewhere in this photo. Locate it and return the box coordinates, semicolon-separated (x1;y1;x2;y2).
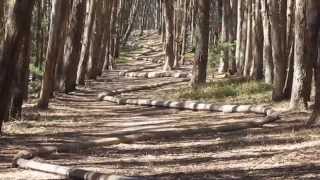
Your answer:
169;80;272;104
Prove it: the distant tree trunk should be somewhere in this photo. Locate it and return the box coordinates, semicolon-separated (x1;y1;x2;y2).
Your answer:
261;0;273;84
243;0;253;77
180;0;190;65
250;0;263;80
122;0;140;45
77;0;96;85
238;1;248;75
0;0;34;132
191;0;210;87
109;0;119;69
290;0;307;110
283;0;295;97
235;0;244;73
268;0;287;101
218;0;230;73
57;0;86;93
163;0;175;71
38;0;70;109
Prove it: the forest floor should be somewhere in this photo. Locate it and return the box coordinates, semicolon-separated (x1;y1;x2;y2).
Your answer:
1;31;320;180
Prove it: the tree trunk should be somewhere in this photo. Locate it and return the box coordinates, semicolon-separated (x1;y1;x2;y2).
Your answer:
77;0;96;85
268;0;288;101
87;1;104;79
11;21;32;120
38;0;70;109
122;0;140;45
283;0;295;97
180;0;190;65
306;0;320;125
58;0;86;93
261;0;273;84
243;0;253;77
218;0;230;73
163;0;175;71
250;0;263;80
0;0;34;132
290;0;307;110
235;0;244;73
190;0;210;87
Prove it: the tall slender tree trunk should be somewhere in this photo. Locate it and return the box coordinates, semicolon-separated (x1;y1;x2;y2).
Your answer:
191;0;210;87
38;0;70;109
268;0;288;101
218;0;230;73
11;18;33;120
306;0;320;125
250;0;263;80
180;0;190;65
243;0;253;77
87;1;104;79
261;0;273;84
290;0;307;110
77;0;96;85
0;0;34;132
58;0;86;93
235;0;244;73
163;0;175;71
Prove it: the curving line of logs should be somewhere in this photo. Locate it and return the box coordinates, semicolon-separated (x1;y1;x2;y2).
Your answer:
101;96;278;116
97;78;190;100
122;71;191;79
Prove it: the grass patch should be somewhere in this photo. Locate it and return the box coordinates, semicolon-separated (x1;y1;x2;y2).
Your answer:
117;55;130;64
30;64;44;78
168;80;272;104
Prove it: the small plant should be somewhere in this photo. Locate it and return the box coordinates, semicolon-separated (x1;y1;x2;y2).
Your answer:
208;42;236;76
29;64;44;78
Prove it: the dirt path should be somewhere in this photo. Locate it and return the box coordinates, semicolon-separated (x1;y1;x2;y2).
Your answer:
1;31;320;180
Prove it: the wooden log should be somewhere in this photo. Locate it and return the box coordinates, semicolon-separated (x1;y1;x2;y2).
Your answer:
97;79;189;100
122;71;191;79
15;158;141;180
102;96;279;117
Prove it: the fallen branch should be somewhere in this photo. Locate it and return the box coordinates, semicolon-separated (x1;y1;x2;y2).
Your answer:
97;78;189;100
15;158;140;180
119;64;162;76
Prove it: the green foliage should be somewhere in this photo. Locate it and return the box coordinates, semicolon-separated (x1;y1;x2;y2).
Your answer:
29;64;43;78
172;80;272;104
208;42;236;75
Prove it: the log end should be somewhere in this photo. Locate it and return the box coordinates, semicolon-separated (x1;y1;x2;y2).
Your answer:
12;150;35;168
